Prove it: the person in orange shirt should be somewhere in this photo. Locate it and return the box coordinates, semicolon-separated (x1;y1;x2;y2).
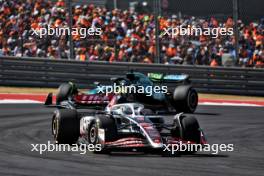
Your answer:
210;59;218;67
166;44;176;58
148;45;155;56
74;48;86;61
255;34;263;47
118;48;125;61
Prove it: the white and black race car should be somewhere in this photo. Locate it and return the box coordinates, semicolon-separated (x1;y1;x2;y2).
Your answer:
51;103;206;155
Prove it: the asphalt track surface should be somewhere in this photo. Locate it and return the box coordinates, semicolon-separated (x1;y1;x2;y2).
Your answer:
0;104;263;176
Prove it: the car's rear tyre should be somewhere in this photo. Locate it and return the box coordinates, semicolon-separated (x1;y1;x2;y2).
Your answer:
52;109;79;144
56;82;78;104
87;115;117;153
172;85;198;113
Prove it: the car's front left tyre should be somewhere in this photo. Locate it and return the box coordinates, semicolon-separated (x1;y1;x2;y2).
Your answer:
52;109;80;144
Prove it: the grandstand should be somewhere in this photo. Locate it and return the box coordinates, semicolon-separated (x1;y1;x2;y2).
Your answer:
0;0;263;67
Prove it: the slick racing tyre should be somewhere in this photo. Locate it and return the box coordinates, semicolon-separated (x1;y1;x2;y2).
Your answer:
171;115;201;154
181;116;201;154
172;85;198;113
52;109;79;144
87;115;117;153
56;82;78;104
181;116;200;144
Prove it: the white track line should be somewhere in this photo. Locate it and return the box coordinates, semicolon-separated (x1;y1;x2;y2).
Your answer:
0;99;42;104
199;102;262;107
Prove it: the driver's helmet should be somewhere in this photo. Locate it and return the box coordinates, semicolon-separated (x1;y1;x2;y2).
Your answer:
121;106;133;115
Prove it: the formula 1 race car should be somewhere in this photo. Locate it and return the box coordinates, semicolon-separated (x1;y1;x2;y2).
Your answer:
51;103;206;154
45;72;198;113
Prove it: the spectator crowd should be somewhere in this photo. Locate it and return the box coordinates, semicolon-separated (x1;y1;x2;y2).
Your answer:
0;0;263;67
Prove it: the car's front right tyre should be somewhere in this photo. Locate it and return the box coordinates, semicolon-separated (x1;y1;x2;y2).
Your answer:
87;115;117;154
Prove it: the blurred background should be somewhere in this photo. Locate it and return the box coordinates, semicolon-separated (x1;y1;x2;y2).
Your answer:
0;0;263;67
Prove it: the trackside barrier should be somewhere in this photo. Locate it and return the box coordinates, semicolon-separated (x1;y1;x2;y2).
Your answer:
0;56;264;96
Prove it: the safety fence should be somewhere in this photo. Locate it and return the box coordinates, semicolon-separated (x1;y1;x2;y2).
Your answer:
0;57;264;96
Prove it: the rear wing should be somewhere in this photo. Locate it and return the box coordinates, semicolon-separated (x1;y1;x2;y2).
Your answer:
148;73;190;83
